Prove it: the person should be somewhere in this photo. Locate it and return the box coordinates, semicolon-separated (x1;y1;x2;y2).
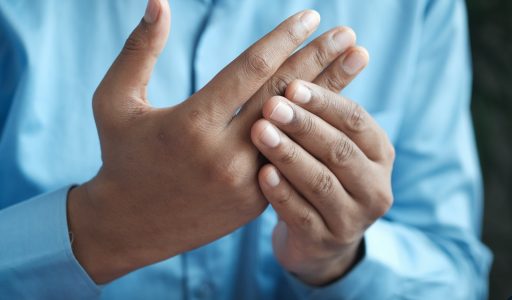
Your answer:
0;0;492;299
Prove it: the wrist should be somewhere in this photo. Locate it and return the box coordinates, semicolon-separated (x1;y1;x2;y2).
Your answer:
67;179;152;283
294;239;363;286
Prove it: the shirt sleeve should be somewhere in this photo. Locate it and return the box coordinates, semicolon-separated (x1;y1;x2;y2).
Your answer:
0;186;101;299
284;0;492;299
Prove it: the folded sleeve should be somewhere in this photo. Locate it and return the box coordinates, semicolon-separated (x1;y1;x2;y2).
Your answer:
0;186;101;299
284;0;492;299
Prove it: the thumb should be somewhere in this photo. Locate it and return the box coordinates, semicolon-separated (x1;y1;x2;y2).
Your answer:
96;0;171;105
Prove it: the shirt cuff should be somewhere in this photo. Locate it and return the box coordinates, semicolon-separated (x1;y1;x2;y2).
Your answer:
284;223;400;300
0;186;101;299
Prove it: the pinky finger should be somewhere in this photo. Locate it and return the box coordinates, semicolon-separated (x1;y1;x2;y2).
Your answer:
259;164;324;233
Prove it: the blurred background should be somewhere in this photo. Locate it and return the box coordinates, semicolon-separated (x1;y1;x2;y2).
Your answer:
466;0;512;298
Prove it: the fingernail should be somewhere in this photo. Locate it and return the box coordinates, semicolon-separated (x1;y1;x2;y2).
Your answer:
291;84;311;104
332;30;355;52
266;168;280;187
342;50;367;75
144;0;160;24
259;124;280;148
300;10;320;31
270;102;294;124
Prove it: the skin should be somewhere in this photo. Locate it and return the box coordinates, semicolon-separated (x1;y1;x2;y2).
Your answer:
252;79;395;285
68;0;394;286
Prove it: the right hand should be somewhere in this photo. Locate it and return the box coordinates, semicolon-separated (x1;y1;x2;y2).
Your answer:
68;0;359;283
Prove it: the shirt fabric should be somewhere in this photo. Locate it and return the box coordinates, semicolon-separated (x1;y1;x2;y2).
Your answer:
0;0;492;299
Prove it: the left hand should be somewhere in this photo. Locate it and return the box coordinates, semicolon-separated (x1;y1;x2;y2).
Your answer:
250;51;395;286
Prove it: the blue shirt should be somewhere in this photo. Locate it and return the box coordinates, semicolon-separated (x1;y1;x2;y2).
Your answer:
0;0;492;299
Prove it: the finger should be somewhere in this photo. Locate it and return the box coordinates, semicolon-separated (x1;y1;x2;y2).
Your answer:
261;96;377;200
97;0;171;105
234;27;356;127
259;164;325;234
251;120;351;230
192;10;320;124
285;80;394;163
313;46;369;93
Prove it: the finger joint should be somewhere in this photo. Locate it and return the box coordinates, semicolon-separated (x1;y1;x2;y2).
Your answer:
309;169;336;198
275;186;294;207
293;113;316;138
346;101;367;133
311;41;331;69
267;74;292;96
285;25;303;46
278;144;301;166
122;30;148;55
323;69;348;92
244;51;273;80
368;187;394;219
328;137;355;168
298;208;314;229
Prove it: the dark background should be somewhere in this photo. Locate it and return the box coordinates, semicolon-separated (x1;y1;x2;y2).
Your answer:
466;0;512;298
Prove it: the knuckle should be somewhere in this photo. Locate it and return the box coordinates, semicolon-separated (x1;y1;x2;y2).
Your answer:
386;142;396;162
311;91;332;115
374;130;395;163
297;209;314;228
293;113;316;138
311;42;331;69
323;70;348;92
328;137;355;167
323;75;340;92
369;188;394;218
275;186;294;206
244;51;273;79
267;74;292;96
309;169;336;198
346;102;367;133
92;90;146;131
285;25;303;45
278;144;301;165
122;31;148;55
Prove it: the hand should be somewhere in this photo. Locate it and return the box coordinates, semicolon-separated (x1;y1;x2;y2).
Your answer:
67;0;360;283
251;65;395;285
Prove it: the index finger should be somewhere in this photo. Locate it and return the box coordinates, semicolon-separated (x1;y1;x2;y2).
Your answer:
191;10;320;125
